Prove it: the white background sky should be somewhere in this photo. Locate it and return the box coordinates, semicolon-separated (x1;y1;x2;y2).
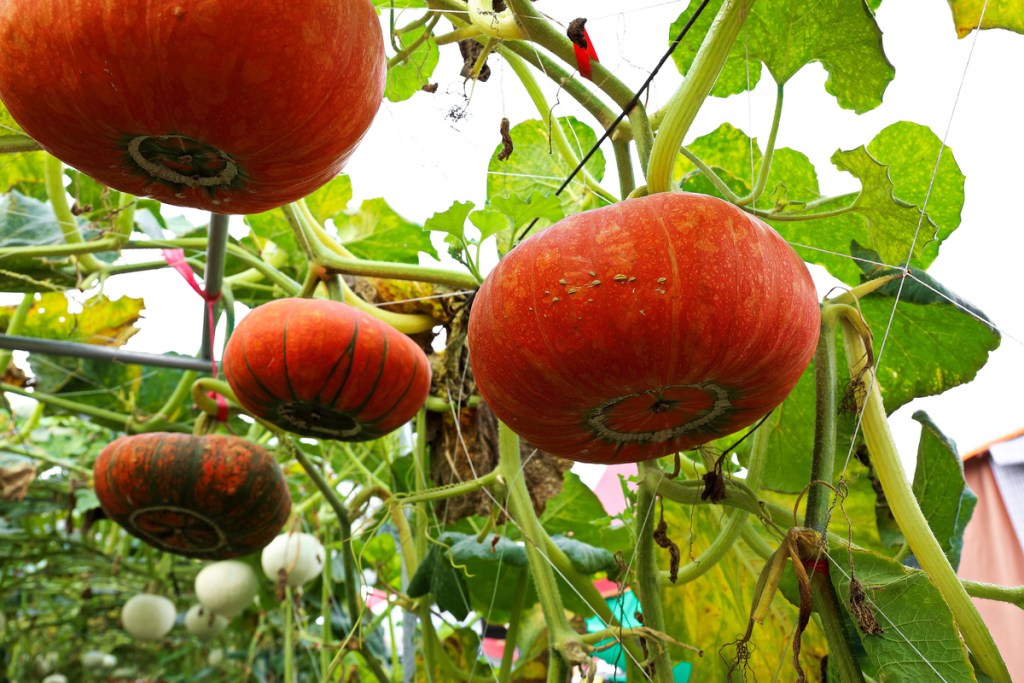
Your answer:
105;0;1022;472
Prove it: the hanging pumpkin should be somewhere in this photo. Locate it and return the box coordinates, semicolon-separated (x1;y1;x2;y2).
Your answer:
223;298;432;442
92;433;291;559
468;192;821;464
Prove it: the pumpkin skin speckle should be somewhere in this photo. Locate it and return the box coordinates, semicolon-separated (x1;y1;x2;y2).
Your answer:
0;0;385;213
93;433;291;559
467;192;821;464
223;298;432;441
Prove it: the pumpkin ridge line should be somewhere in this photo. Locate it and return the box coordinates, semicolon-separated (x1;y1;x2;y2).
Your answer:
350;324;390;417
317;315;361;407
281;314;298;404
369;346;420;428
237;341;279;417
325;315;366;411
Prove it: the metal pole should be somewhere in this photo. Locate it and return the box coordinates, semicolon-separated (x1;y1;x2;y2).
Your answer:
200;213;230;361
0;334;215;373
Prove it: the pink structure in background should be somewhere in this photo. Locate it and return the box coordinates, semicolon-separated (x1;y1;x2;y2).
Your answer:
959;428;1024;682
592;463;639;516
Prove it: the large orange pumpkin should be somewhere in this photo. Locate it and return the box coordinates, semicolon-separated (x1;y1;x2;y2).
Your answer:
0;0;385;213
93;433;291;559
467;192;821;464
223;298;432;441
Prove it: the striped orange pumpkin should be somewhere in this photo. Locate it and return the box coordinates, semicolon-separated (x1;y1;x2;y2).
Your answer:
223;298;431;441
93;433;291;559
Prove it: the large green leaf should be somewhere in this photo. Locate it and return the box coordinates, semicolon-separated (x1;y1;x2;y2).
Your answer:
486;117;607;225
0;192;79;291
830;546;977;681
671;0;893;112
334;197;438;264
384;23;439;102
866;121;964;260
855;254;1000;413
407;543;472;621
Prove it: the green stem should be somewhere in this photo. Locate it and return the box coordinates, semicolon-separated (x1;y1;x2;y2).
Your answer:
635;461;673;681
111;191;137;243
678;146;742;203
0;445;90;477
0;134;39;153
124;238;301;294
805;305;863;683
503;50;618;204
748;204;856;222
963;580;1024;608
501;0;654;170
500;42;625;134
805;307;839;531
737;83;784;207
613;139;637;198
284;586;294;683
839;315;1010;683
44;155;105;273
667;416;771;587
286;439;389;683
0;294;34;372
388;14;441;67
647;0;754;193
394;468;500;504
498;570;529;683
498;422;587;668
812;574;865;683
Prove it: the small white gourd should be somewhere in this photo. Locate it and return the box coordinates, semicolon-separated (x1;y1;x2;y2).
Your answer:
42;675;68;683
260;532;325;587
208;647;225;667
34;651;58;675
467;0;527;41
121;593;176;641
185;603;229;641
80;650;107;669
195;560;258;618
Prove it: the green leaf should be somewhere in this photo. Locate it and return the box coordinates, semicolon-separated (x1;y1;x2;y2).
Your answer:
244;210;306;269
467;208;510;242
406;543;471;621
853;251;1000;413
448;533;528;566
906;412;977;570
487;191;565;254
384;24;438;102
424;201;474;242
671;0;893;112
486;117;606;225
947;0;1024;37
550;535;618;574
756;366;855;494
305;175;353;224
865;121;964;268
335;197;438;263
540;472;629;553
669;0;762;97
831;145;943;269
17;292;143;345
830;546;977;681
0;151;46;200
0;191;80;291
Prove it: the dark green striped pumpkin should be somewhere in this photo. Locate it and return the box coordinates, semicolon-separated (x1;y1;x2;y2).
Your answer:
223;298;431;441
93;433;291;559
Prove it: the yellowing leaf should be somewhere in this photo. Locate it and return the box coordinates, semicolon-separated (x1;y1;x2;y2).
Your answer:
947;0;1024;37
